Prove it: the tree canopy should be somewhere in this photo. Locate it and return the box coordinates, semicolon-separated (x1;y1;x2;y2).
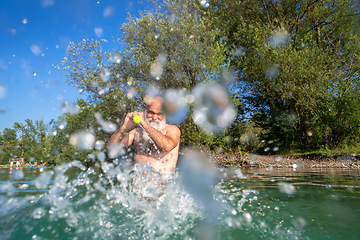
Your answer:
2;0;360;165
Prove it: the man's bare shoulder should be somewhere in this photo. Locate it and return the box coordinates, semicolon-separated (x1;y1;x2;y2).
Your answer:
163;124;180;131
163;124;181;137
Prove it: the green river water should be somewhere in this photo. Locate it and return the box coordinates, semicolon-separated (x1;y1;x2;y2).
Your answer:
0;163;359;240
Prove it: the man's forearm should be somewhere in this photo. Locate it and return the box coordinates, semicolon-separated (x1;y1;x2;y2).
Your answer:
141;122;176;152
106;125;129;149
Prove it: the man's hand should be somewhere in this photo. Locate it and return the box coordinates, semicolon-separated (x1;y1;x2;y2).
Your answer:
107;111;142;149
123;112;138;130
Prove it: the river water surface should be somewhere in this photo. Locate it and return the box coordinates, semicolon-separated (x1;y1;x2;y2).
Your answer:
0;163;359;240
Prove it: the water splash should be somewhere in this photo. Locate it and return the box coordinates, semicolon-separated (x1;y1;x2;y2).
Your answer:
94;113;116;133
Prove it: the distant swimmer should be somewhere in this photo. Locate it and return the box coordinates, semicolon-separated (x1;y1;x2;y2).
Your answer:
107;96;181;174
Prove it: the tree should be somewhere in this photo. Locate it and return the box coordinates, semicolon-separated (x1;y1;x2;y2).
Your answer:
0;128;18;165
13;119;53;163
207;0;360;151
60;0;238;150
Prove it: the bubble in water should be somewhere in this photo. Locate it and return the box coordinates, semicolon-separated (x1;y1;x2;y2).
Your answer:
0;85;8;99
192;83;236;135
22;17;28;24
61;101;80;114
95;113;117;133
34;171;53;189
278;182;296;195
30;44;42;56
162;89;188;124
69;130;96;151
268;30;290;47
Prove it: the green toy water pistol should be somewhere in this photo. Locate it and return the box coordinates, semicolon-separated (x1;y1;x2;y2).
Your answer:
133;114;141;124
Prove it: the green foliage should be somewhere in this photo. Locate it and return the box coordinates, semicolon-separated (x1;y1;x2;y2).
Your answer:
0;128;18;164
6;0;360;163
0;120;53;165
208;0;360;151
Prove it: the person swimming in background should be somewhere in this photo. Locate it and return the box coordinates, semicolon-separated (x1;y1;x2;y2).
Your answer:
107;96;181;174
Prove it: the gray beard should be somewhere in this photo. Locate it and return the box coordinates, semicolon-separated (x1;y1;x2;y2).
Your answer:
141;114;166;144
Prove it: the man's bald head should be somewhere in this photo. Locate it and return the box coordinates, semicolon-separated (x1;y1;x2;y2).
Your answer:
147;96;163;110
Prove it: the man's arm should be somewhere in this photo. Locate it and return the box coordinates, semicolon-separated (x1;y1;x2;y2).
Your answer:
141;121;181;152
106;112;137;149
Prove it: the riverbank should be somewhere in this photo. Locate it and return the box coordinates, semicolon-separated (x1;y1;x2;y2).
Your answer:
212;152;360;169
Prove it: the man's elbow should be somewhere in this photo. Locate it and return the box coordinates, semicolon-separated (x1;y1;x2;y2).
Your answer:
163;143;177;152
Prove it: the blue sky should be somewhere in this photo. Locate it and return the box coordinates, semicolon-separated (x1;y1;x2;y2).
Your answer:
0;0;149;132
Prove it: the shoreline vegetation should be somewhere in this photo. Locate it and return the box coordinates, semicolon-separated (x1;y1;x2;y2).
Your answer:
1;0;360;169
211;152;360;169
0;152;360;169
3;152;358;170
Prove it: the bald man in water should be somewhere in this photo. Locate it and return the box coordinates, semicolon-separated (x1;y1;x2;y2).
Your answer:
107;97;181;174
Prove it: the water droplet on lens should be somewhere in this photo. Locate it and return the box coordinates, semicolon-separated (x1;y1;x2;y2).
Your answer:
265;64;280;80
94;27;103;38
95;113;116;133
30;44;42;56
69;130;96;151
0;85;8;99
34;171;53;189
192;83;236;135
11;169;24;179
100;68;110;82
61;101;80;114
268;30;290;47
162;89;188;124
278;182;296;195
150;62;163;79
